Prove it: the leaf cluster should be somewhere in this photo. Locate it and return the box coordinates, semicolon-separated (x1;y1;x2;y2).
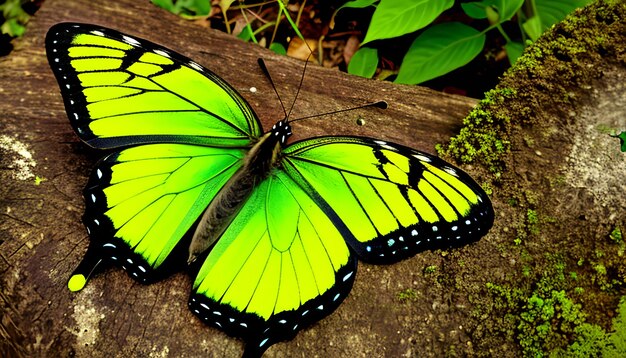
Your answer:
338;0;592;84
0;0;31;37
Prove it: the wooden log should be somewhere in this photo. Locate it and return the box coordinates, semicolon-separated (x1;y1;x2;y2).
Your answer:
5;0;624;356
0;0;478;357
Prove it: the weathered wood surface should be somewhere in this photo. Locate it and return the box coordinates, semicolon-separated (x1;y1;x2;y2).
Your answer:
5;0;624;356
0;0;479;357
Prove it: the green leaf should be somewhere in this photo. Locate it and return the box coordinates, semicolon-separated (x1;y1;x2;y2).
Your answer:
153;0;211;16
612;131;626;152
337;0;379;11
1;18;24;37
151;0;175;11
269;42;287;55
395;22;485;85
461;0;523;22
504;41;524;65
0;0;29;37
523;15;543;41
237;24;253;41
347;47;379;78
276;0;306;44
535;0;592;31
332;0;379;25
363;0;454;44
461;2;489;19
493;0;524;22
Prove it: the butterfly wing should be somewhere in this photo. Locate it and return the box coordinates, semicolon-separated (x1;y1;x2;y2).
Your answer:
189;170;357;356
282;136;494;263
68;143;246;291
45;23;264;290
46;22;262;149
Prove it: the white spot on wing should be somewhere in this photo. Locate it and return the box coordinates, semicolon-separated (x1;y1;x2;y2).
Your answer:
122;35;140;46
413;154;431;162
189;61;202;71
91;30;105;36
153;49;170;58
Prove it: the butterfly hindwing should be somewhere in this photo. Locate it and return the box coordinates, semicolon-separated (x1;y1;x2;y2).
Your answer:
282;136;494;263
69;143;246;289
189;170;357;356
46;22;262;149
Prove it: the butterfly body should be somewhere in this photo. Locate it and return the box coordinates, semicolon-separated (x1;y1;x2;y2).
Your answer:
47;23;494;356
189;121;292;263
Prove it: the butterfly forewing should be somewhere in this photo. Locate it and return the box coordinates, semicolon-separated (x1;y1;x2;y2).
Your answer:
46;23;262;149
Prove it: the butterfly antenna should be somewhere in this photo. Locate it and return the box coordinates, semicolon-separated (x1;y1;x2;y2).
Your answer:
289;100;388;123
257;58;288;119
285;53;311;121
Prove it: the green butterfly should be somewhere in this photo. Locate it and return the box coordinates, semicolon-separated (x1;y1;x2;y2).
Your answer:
46;22;494;356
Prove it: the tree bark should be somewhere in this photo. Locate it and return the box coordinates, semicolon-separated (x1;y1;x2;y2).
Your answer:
2;0;624;357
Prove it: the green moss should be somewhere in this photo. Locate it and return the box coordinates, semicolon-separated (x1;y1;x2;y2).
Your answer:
591;263;619;291
518;290;587;356
438;86;515;176
423;265;438;274
527;209;540;235
34;175;46;185
610;227;622;243
574;287;584;295
397;288;418;302
553;296;626;357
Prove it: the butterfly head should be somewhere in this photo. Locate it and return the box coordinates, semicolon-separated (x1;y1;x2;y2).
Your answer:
271;120;292;146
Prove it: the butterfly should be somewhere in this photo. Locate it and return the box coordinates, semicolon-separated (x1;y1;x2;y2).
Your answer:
46;22;494;357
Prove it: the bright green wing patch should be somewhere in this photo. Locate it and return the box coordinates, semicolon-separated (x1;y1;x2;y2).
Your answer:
193;170;351;318
189;170;357;354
